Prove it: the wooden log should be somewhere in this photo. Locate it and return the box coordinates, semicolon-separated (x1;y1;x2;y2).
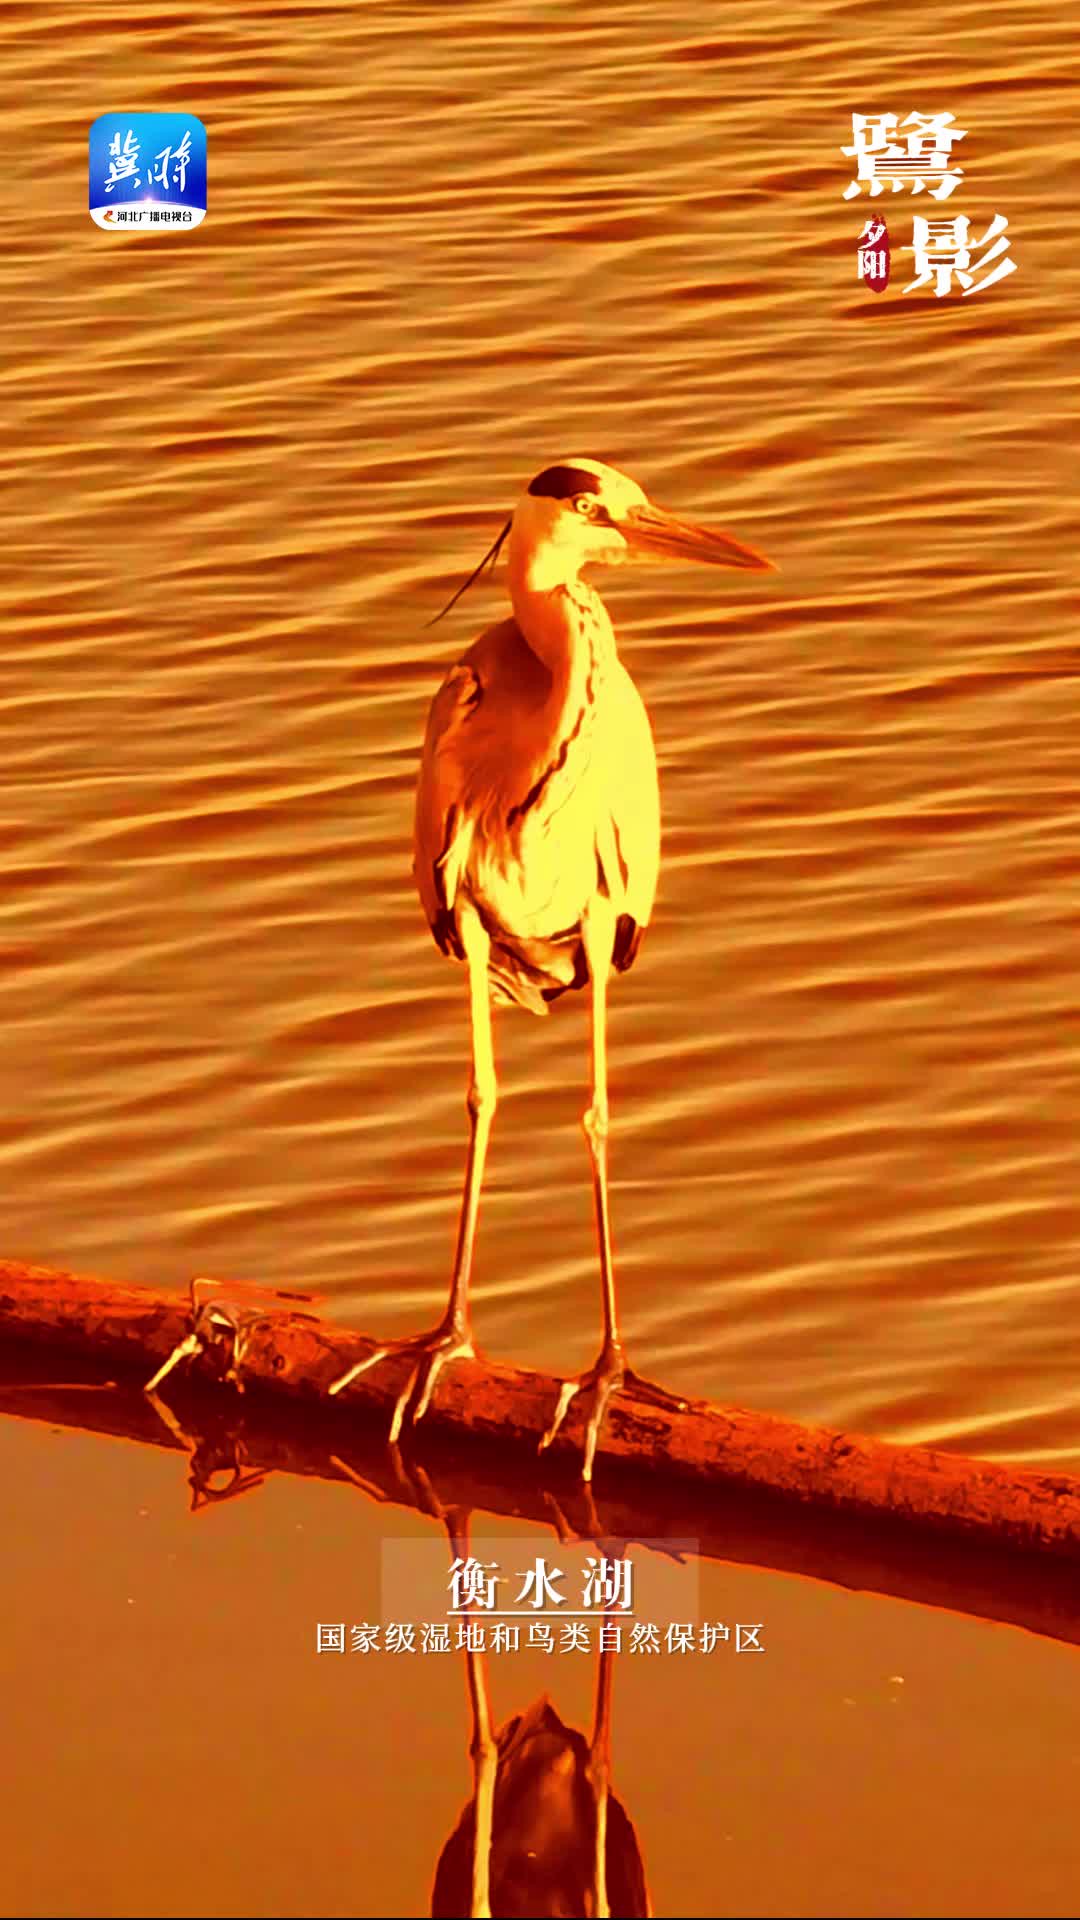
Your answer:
4;1345;1080;1656
2;1253;1080;1574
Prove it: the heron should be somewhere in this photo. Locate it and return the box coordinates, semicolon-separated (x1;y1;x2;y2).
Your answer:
331;458;772;1478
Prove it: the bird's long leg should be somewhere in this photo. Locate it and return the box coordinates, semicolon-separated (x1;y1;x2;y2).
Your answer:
329;899;495;1441
447;1509;497;1920
446;900;498;1350
463;1633;497;1920
540;895;686;1481
587;1638;617;1920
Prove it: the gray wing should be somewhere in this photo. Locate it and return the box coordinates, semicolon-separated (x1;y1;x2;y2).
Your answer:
413;659;483;959
595;662;661;973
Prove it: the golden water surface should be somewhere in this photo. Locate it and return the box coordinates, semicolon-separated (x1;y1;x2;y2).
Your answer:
3;1;1080;1913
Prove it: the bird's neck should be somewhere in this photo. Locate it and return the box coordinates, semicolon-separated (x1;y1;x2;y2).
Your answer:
507;545;616;695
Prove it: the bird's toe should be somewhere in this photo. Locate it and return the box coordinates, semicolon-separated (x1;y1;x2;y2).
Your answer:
620;1365;689;1416
539;1351;624;1483
328;1325;475;1445
539;1352;687;1481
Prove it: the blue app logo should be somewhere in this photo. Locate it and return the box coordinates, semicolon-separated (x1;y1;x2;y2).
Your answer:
89;113;206;229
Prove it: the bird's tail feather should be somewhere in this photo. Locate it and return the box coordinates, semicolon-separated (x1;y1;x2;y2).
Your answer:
487;933;588;1014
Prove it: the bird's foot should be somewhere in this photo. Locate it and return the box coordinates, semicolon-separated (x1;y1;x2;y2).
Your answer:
327;1323;474;1446
539;1345;688;1483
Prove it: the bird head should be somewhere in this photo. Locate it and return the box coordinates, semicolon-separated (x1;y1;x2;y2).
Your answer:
514;458;773;576
427;457;772;625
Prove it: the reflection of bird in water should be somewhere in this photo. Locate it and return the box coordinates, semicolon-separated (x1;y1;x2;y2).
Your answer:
433;1508;648;1920
432;1683;649;1920
331;459;771;1478
328;1457;649;1918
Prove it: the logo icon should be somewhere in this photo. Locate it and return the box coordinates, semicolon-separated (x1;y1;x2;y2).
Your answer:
89;113;206;230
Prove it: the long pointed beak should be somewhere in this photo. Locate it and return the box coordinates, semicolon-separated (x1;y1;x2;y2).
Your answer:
620;501;774;572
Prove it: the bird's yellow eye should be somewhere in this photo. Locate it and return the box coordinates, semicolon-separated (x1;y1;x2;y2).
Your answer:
573;495;596;517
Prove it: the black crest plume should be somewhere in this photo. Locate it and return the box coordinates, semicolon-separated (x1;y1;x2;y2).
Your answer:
426;516;512;628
